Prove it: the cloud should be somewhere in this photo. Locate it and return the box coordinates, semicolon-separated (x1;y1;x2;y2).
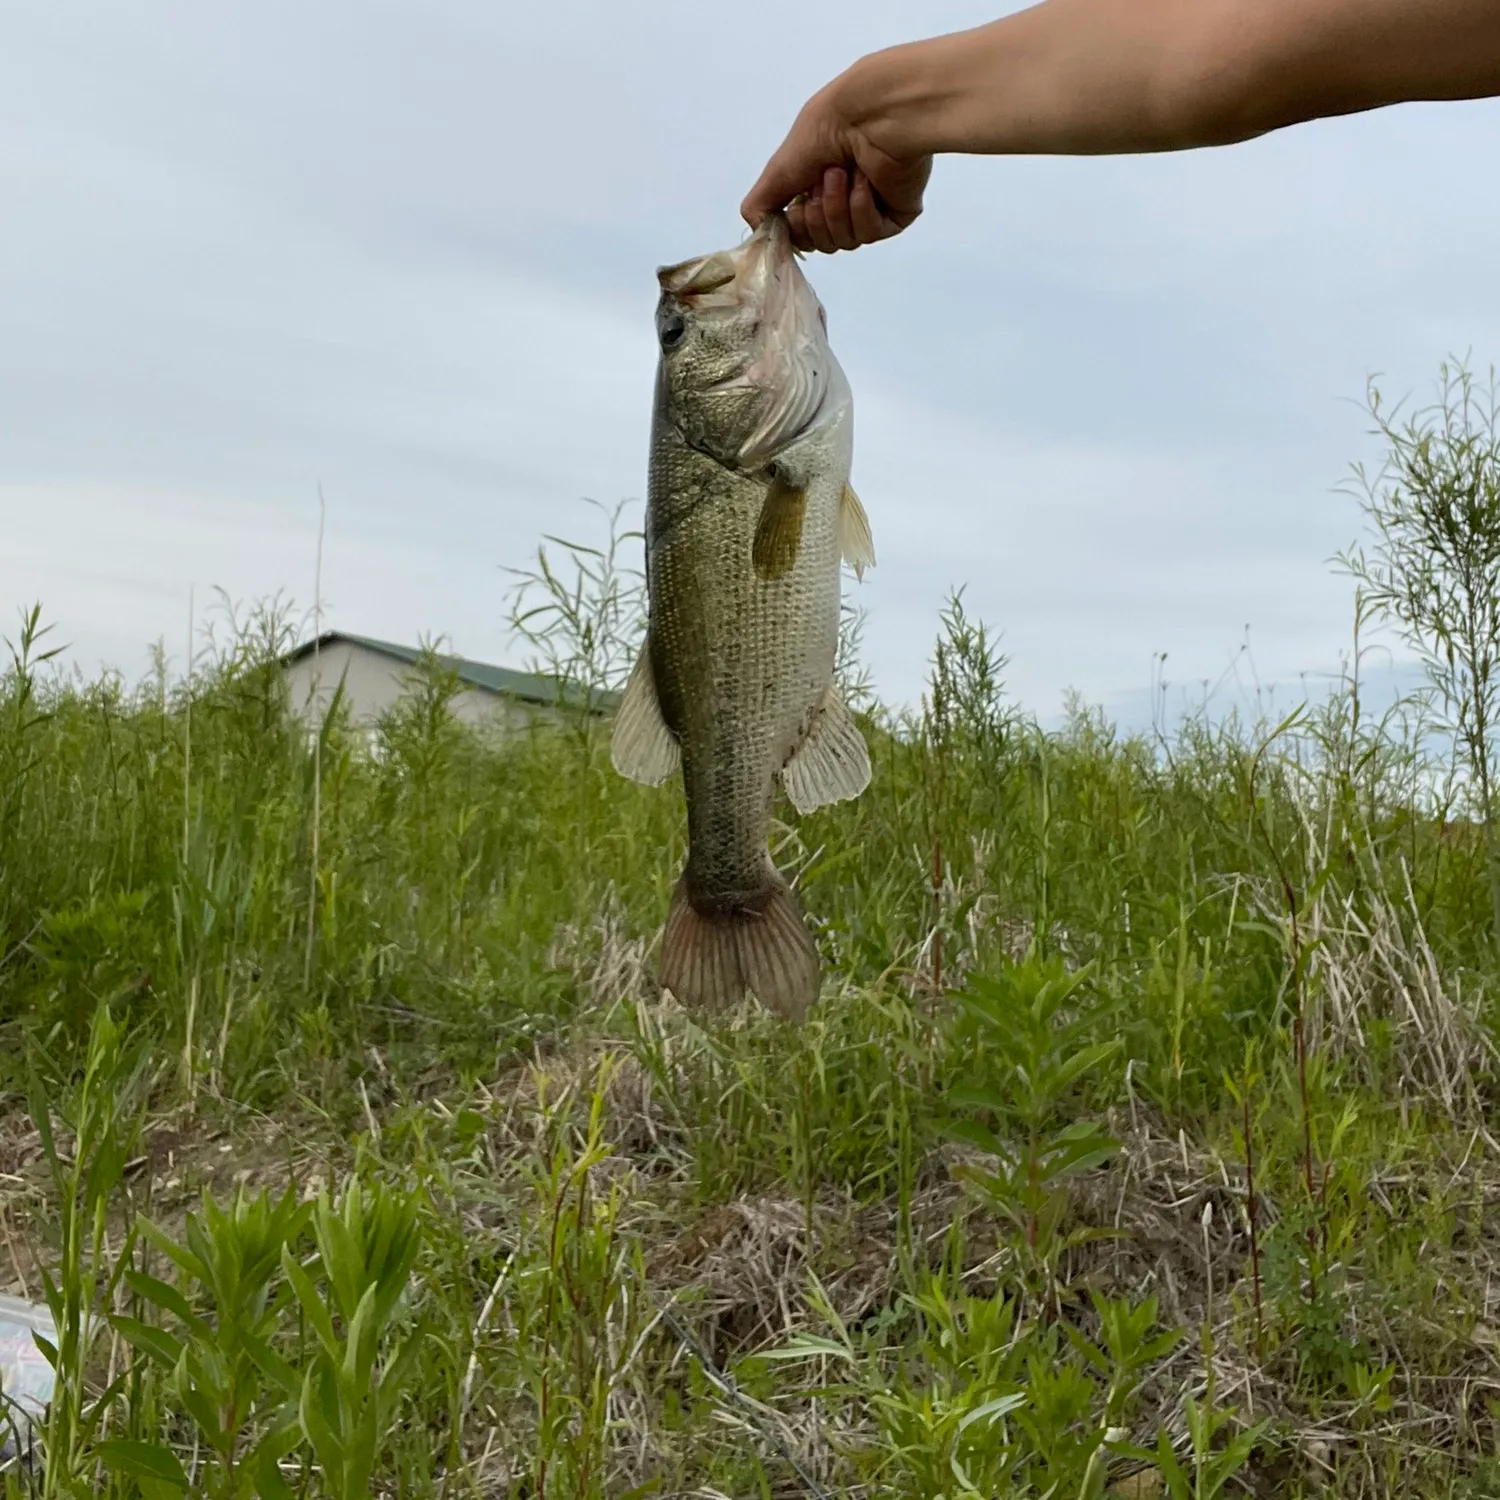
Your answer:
2;1;1498;718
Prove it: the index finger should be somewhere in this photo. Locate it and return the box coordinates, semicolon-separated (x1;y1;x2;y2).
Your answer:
741;146;805;227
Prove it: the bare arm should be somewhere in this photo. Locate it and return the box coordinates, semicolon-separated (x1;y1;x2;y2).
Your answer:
743;0;1500;252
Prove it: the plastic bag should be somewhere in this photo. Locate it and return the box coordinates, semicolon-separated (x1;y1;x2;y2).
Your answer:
0;1294;56;1464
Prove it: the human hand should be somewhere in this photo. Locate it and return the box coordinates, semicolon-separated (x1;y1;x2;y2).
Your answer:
740;68;933;254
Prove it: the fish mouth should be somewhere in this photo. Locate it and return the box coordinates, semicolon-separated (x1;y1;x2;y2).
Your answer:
656;213;793;304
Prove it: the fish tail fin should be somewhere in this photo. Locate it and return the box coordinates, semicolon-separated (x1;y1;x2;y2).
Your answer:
659;875;745;1015
737;863;822;1022
659;862;821;1021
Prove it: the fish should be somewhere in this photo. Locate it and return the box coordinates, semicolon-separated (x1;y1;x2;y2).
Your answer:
610;211;876;1021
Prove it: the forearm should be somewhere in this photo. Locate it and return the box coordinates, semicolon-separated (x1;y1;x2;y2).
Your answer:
839;0;1500;160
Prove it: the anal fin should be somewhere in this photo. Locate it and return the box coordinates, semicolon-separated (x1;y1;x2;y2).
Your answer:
781;685;872;814
610;642;680;786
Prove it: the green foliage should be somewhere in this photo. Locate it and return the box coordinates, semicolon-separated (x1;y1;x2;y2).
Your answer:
110;1184;311;1498
944;960;1124;1302
27;998;150;1499
277;1180;426;1500
5;360;1500;1494
1339;357;1500;940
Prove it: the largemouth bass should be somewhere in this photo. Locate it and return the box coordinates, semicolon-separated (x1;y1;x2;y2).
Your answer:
610;212;875;1020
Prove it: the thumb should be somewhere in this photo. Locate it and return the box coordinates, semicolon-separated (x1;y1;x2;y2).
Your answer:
741;142;823;228
741;94;846;227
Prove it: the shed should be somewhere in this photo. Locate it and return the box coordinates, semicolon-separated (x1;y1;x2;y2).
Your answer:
280;631;619;733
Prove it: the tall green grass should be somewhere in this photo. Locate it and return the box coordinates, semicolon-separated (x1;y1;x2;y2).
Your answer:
4;371;1500;1494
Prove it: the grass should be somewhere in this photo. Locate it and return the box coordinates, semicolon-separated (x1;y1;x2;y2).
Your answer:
4;501;1500;1497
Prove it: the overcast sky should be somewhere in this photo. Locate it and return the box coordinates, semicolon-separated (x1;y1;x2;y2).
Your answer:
3;1;1498;725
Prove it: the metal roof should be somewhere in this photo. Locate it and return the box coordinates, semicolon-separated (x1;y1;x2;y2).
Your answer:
280;631;621;713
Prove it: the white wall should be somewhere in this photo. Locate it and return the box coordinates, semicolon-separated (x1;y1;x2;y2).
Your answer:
281;640;571;734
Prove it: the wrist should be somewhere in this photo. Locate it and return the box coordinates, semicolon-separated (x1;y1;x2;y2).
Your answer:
833;35;965;162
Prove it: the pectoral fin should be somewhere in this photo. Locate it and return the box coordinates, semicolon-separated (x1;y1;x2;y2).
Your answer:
752;474;807;581
839;483;875;580
610;643;680;786
780;685;872;814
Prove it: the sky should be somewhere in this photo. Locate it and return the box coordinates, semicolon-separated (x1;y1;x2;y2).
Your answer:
3;1;1498;728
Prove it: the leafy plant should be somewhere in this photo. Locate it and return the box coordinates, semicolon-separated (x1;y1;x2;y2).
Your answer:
509;1056;644;1500
107;1185;311;1499
943;959;1123;1302
27;997;150;1498
276;1178;426;1500
1339;358;1500;941
1117;1391;1266;1500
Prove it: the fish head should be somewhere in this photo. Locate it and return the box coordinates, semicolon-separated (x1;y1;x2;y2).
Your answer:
653;213;841;471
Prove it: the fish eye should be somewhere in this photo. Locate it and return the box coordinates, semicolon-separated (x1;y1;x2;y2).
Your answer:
659;313;687;351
